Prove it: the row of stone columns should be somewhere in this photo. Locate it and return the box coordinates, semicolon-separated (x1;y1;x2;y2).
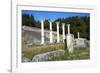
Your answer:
41;20;66;44
40;19;81;53
41;19;80;45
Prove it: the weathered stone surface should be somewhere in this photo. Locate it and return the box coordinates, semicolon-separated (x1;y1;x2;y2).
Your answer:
22;26;63;49
74;38;89;48
66;34;74;53
32;50;65;62
22;57;31;62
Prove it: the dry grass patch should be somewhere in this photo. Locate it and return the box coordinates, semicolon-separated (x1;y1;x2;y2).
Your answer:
22;43;64;60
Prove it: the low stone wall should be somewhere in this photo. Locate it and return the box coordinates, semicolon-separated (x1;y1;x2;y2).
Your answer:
22;57;31;62
32;50;65;62
74;38;89;48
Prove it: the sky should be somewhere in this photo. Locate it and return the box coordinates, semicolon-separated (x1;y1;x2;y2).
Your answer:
22;10;90;21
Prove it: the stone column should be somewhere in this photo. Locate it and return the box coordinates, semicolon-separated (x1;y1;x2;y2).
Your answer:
49;21;53;43
73;34;74;39
78;32;80;39
56;22;60;43
66;24;74;53
68;24;70;34
62;23;65;43
41;19;45;44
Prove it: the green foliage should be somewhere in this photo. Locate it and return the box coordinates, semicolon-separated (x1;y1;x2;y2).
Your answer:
22;14;90;40
22;14;36;27
44;20;49;30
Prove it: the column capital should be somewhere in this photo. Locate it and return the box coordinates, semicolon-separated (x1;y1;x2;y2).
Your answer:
62;23;65;25
56;22;60;24
67;24;70;26
49;20;53;23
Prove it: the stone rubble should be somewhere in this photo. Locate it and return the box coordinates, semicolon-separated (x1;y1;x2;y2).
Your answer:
32;50;65;62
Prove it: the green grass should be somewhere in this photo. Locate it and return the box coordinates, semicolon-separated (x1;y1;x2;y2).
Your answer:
48;48;90;61
22;43;64;60
22;43;90;61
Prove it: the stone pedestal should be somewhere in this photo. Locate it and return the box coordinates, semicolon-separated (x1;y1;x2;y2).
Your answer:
67;34;74;53
66;24;74;53
75;38;87;48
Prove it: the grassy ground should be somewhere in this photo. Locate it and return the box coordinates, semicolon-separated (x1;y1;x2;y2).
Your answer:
22;43;64;60
22;43;90;61
48;48;90;61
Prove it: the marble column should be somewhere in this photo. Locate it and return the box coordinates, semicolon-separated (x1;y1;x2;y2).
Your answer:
66;24;74;53
41;19;45;44
68;24;70;34
56;22;60;43
78;32;80;39
62;23;65;43
49;21;53;43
